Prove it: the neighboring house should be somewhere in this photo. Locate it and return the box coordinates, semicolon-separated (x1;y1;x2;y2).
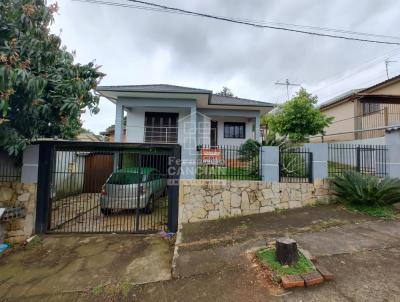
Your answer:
100;125;127;142
76;131;103;142
318;75;400;143
96;84;274;178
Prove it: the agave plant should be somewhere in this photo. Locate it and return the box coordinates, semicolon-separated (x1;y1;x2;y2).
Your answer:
333;171;400;206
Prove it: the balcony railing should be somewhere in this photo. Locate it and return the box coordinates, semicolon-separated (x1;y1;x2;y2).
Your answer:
143;126;178;143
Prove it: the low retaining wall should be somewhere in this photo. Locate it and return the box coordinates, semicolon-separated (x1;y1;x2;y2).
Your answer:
179;179;333;223
0;182;37;243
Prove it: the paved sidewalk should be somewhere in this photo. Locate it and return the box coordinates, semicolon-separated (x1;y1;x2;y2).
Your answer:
2;205;399;301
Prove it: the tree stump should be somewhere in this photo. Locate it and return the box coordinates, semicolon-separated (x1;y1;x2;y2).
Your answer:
275;237;298;266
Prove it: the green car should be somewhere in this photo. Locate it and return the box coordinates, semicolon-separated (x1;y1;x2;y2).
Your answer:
100;167;167;215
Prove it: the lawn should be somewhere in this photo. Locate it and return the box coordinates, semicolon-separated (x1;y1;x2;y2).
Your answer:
344;203;396;218
196;165;260;180
328;161;357;177
256;248;314;279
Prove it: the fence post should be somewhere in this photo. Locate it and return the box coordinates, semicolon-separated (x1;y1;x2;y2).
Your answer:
308;152;313;183
387;145;400;178
261;146;279;182
167;156;180;233
304;143;328;181
35;142;53;234
356;147;361;172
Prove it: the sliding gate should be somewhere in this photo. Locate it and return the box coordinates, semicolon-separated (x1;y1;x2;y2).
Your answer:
35;141;180;234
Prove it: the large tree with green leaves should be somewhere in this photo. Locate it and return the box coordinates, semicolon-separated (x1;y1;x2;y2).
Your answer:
263;88;333;142
0;0;104;155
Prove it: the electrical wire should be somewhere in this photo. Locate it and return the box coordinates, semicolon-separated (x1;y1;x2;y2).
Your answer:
72;0;400;45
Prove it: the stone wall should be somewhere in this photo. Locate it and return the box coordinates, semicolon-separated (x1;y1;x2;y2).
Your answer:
0;182;36;243
179;179;333;223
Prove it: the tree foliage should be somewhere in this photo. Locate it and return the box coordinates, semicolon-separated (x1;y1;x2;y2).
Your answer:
0;0;104;155
216;86;235;97
262;88;333;142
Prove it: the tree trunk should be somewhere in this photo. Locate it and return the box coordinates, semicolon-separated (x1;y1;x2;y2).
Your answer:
276;237;298;266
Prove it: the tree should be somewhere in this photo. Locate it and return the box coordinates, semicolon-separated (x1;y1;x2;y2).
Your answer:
216;86;235;97
0;0;104;155
263;88;333;142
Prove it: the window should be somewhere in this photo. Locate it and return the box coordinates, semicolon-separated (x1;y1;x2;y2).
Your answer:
224;122;245;139
144;112;178;143
362;103;380;115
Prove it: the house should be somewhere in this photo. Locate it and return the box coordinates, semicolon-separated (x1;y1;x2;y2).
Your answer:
318;75;400;143
96;84;274;178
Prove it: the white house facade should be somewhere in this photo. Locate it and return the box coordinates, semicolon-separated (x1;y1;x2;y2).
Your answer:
97;84;274;178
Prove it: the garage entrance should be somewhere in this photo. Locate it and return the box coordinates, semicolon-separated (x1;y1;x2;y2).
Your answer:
35;141;180;234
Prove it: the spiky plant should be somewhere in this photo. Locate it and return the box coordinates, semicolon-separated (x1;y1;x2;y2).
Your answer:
333;171;400;206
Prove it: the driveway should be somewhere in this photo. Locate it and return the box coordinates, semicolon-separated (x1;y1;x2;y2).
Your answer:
0;234;173;301
49;194;168;233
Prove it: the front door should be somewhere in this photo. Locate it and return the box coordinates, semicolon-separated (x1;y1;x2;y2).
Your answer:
210;121;218;147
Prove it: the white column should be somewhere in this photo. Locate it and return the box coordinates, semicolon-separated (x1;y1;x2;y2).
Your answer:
114;102;124;143
388;145;400;178
262;146;279;182
304;143;329;181
181;106;197;179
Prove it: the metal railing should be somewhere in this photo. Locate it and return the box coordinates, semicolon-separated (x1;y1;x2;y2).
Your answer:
196;144;261;180
328;144;387;178
0;151;21;182
143;126;178;143
279;147;312;183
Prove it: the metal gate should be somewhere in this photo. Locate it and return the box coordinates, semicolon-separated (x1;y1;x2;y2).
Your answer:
35;141;180;234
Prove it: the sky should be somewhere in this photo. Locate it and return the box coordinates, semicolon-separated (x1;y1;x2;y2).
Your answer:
50;0;400;134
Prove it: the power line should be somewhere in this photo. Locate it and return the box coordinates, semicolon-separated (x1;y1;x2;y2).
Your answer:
73;0;400;46
310;47;400;95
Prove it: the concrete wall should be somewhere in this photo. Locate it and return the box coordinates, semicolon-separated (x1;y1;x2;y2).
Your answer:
52;151;85;200
179;179;333;223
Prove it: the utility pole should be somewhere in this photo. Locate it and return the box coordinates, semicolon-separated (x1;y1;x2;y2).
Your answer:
385;59;397;79
275;79;301;101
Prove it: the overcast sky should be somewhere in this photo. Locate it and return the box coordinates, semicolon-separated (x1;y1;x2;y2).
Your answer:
51;0;400;134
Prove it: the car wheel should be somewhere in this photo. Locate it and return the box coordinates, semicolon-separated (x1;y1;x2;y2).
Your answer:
144;195;154;214
100;208;112;216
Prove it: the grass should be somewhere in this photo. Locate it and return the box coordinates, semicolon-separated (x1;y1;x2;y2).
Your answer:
256;248;314;279
344;203;396;218
328;161;357;177
196;166;260;180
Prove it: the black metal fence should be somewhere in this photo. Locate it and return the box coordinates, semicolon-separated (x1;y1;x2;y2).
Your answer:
34;141;180;234
279;147;313;183
328;144;387;178
0;151;21;182
196;144;261;180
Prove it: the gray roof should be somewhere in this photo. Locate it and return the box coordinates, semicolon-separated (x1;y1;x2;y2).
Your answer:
319;89;363;109
211;94;273;107
97;84;212;94
97;84;273;107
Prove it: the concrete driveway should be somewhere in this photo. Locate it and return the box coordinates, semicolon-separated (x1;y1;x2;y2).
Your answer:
0;234;173;301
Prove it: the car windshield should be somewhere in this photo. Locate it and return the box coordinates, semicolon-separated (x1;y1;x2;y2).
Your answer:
107;172;146;185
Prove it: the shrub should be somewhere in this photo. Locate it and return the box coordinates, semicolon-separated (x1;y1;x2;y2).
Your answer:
262;134;288;148
280;151;308;178
333;171;400;206
239;139;260;161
